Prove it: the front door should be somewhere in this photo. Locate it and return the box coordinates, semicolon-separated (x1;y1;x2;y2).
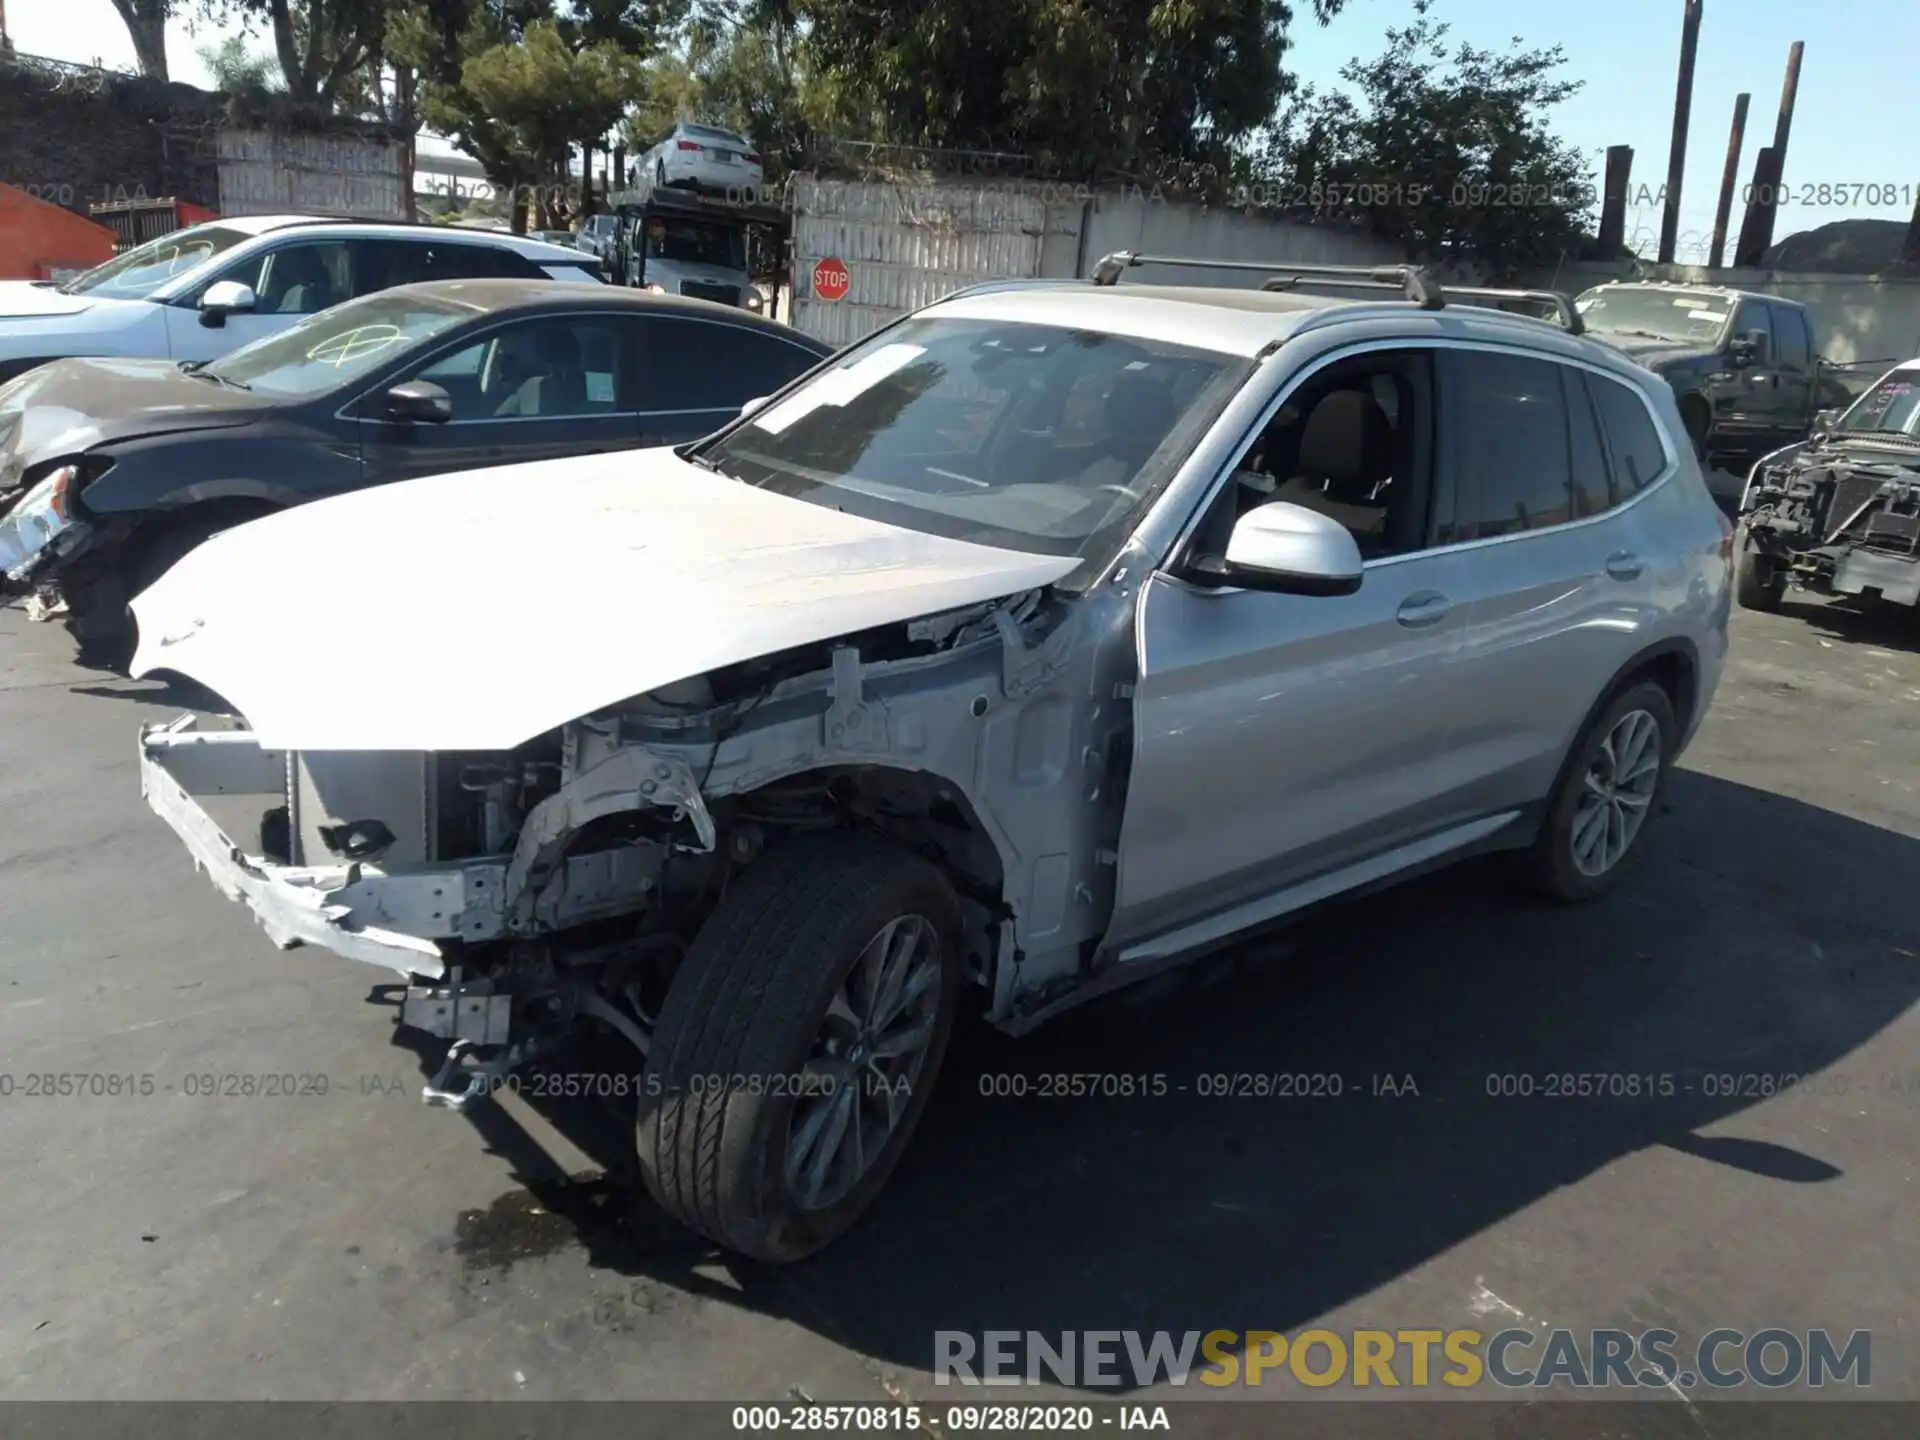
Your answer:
357;313;643;484
1105;344;1474;957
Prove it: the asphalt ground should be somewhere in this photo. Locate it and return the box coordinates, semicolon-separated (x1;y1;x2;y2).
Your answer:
0;591;1916;1433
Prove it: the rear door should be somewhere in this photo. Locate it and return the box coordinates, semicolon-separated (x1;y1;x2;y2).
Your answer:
1438;349;1672;818
356;311;644;483
632;314;828;444
1767;301;1816;443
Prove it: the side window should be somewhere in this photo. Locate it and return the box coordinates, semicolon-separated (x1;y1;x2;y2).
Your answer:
1190;347;1437;562
640;317;822;411
1588;374;1671;498
1564;369;1613;518
398;316;626;421
1770;304;1811;369
1733;300;1774;352
234;240;356;315
1448;351;1574;539
429;244;548;281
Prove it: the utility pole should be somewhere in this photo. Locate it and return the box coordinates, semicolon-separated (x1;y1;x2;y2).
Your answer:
1708;93;1749;269
1745;41;1805;265
1658;0;1705;264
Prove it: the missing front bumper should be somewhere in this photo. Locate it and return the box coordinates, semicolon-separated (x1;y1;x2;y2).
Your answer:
138;715;508;979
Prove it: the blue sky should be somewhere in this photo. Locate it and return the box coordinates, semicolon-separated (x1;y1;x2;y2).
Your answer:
11;0;1918;256
1284;0;1920;260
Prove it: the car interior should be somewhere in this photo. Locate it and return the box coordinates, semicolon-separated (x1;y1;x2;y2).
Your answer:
1188;350;1437;565
413;321;621;420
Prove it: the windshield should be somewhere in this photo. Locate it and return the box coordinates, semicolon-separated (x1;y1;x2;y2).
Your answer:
698;316;1248;582
1575;287;1732;345
62;224;253;300
203;290;479;398
1836;370;1920;438
645;217;747;271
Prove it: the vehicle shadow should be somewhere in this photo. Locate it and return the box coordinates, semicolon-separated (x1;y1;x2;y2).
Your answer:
409;768;1920;1393
1781;593;1920;656
66;670;237;714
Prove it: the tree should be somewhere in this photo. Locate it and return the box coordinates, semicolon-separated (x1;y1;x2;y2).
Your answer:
786;0;1346;183
625;1;841;183
198;33;280;91
426;17;647;228
1253;0;1594;272
200;0;391;109
109;0;174;81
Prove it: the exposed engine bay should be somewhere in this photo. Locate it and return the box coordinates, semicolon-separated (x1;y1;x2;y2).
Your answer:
1740;443;1920;608
138;583;1136;1108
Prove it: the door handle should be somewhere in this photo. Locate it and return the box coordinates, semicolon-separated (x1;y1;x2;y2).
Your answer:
1605;550;1645;581
1395;590;1453;628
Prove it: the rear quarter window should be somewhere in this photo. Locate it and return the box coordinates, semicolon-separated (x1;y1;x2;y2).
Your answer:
1589;374;1671;497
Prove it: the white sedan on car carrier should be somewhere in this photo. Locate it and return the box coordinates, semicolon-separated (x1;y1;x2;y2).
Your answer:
642;120;765;195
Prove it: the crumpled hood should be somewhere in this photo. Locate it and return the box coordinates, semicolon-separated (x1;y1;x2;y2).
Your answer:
130;448;1080;751
0;281;97;320
0;357;266;485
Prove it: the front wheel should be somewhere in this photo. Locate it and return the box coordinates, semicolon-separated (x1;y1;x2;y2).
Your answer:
1680;397;1711;461
637;832;963;1262
1734;534;1785;612
1526;681;1676;902
71;510;262;671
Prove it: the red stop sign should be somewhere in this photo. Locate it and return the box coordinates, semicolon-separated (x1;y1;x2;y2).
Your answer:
812;256;851;302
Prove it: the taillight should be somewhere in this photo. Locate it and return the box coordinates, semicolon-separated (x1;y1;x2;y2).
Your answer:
747;152;763;165
676;139;703;151
1717;509;1735;564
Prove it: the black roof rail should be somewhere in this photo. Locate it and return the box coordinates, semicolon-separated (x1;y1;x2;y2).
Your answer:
1087;250;1583;336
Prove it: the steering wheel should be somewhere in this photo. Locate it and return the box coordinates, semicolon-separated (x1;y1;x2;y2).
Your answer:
1095;484;1138;502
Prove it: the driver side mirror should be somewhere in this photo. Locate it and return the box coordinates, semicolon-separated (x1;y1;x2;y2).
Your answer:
382;380;453;425
1189;500;1365;596
198;280;257;329
1729;330;1770;368
1811;407;1839;435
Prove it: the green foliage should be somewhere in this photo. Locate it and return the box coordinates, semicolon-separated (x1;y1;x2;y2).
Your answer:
199;33;283;92
787;0;1347;183
623;3;843;181
1252;0;1594;272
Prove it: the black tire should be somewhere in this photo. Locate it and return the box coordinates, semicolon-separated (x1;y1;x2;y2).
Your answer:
70;507;274;671
638;831;963;1262
1734;533;1785;612
1680;397;1711;460
1526;680;1677;903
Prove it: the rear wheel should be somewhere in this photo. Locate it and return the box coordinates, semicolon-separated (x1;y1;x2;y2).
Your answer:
637;832;962;1262
1734;533;1786;612
1527;681;1676;902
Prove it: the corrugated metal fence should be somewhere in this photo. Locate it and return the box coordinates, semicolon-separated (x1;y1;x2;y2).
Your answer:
787;173;1404;349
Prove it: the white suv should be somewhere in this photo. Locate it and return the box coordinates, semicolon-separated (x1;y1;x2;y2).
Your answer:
0;216;604;385
135;255;1732;1263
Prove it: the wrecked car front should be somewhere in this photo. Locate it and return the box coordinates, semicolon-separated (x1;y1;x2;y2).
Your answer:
133;447;1142;1086
1740;365;1920;606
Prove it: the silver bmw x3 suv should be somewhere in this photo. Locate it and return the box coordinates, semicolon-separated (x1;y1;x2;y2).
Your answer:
135;253;1733;1261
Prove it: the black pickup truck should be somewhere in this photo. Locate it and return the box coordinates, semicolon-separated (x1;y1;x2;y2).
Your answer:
1575;282;1851;478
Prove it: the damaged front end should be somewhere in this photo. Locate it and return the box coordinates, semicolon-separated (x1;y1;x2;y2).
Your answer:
1740;444;1920;607
139;583;1131;1108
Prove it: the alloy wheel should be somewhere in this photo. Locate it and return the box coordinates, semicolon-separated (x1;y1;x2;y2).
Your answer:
1570;708;1662;877
784;914;944;1211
